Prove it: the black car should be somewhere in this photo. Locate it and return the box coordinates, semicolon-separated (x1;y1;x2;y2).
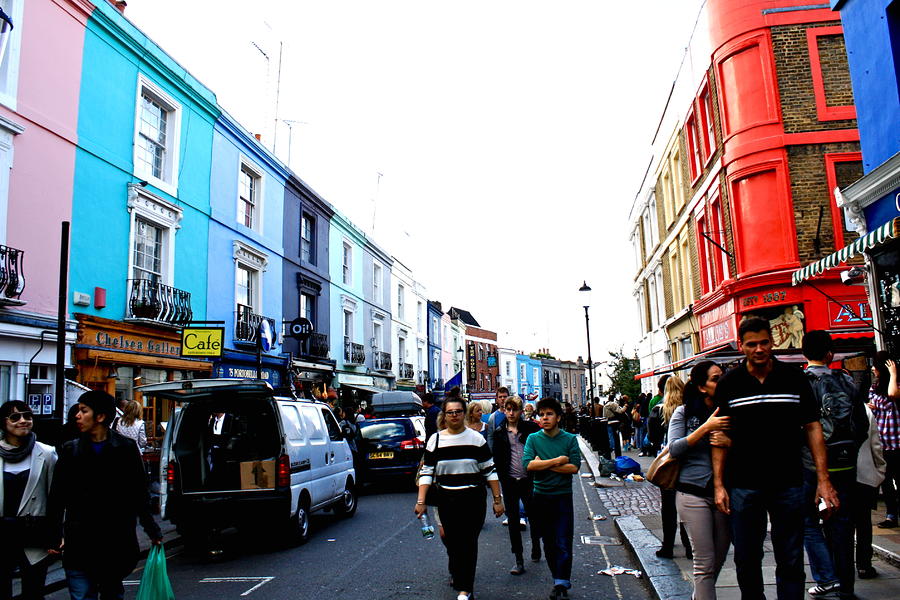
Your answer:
356;416;426;484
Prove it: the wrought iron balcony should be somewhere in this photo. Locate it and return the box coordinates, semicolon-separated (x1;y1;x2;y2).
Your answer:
301;332;329;359
0;244;25;305
417;370;427;384
400;363;414;379
374;350;392;372
234;303;276;344
126;279;192;325
344;338;365;365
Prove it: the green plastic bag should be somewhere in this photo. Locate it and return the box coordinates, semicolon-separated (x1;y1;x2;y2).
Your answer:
136;545;175;600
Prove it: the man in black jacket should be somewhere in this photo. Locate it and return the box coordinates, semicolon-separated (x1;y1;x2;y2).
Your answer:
491;395;541;575
49;391;161;600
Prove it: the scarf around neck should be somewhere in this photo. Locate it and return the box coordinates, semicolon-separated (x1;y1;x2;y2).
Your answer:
0;432;36;463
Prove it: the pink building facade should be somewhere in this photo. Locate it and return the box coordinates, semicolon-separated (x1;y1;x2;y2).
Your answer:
0;0;92;405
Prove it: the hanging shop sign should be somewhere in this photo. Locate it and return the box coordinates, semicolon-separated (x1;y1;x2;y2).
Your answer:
698;302;736;351
467;344;477;380
181;328;224;357
85;325;180;357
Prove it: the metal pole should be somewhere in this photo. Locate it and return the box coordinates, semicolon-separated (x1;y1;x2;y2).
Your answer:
584;305;594;408
55;221;70;422
256;334;263;380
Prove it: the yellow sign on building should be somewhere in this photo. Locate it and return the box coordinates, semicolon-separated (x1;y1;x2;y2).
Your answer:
180;328;224;357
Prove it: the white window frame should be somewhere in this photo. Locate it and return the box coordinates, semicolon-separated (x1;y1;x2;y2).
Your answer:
372;320;383;350
372;261;382;304
300;212;314;263
417;301;423;333
233;240;268;313
236;155;265;234
0;0;24;111
397;283;405;320
342;240;353;285
648;192;659;246
133;75;181;196
0;115;23;245
342;301;355;344
126;184;182;288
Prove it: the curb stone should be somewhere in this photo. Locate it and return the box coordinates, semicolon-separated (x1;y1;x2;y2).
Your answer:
577;436;693;600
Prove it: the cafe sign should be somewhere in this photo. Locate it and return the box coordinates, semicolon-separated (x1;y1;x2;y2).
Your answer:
181;327;224;357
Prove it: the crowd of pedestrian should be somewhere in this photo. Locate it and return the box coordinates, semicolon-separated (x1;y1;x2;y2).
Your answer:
633;316;899;600
414;388;581;600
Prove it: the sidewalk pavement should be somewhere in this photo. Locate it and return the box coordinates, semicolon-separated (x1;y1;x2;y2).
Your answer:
14;519;180;598
578;436;900;600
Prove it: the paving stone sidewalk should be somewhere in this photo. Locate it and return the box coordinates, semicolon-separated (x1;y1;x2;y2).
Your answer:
579;437;900;600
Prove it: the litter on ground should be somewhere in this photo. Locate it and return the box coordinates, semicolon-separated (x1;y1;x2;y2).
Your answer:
599;566;642;578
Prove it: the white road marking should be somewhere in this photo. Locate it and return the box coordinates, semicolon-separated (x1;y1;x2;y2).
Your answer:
579;468;623;600
200;576;275;596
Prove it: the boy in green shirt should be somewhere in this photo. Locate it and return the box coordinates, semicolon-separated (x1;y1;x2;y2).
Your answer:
523;397;582;599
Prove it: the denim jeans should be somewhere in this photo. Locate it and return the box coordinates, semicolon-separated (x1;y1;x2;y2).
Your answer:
532;493;574;589
803;469;856;596
730;485;805;600
607;423;621;458
64;569;124;600
634;424;645;450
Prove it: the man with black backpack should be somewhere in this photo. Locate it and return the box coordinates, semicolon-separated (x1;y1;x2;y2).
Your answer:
802;330;869;599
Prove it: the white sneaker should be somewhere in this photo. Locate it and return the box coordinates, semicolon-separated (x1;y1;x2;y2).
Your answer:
502;518;509;526
807;582;839;596
519;518;527;528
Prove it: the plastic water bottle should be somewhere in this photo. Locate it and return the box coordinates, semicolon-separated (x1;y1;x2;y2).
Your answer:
419;513;435;540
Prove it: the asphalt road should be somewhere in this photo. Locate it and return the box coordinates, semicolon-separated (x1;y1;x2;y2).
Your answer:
47;466;653;600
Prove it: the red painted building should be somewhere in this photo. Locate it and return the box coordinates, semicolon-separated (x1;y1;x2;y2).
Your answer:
692;0;872;354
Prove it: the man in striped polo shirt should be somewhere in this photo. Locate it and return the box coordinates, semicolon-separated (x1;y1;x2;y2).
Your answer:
711;317;838;600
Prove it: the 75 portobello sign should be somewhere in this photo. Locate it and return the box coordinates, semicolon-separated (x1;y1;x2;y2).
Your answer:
180;328;224;357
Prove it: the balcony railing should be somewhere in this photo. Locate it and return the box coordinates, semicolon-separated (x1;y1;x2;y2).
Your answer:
301;332;329;359
344;338;365;365
374;350;392;372
0;244;25;305
400;363;414;379
417;370;427;384
234;303;276;344
126;279;192;325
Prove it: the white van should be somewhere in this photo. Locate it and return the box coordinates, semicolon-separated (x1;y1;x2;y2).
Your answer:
139;379;356;544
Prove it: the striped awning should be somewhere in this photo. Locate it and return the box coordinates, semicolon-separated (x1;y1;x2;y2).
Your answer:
792;217;900;286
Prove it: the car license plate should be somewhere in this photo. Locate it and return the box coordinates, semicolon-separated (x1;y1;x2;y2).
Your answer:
369;451;394;460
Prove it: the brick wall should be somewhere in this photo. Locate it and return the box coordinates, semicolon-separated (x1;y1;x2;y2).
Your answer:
787;142;863;263
772;22;856;134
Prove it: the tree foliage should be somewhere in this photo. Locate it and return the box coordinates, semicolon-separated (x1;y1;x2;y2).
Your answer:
605;349;641;400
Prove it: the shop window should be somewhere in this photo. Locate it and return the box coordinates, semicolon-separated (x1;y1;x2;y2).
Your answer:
806;27;856;122
134;75;181;195
824;152;864;249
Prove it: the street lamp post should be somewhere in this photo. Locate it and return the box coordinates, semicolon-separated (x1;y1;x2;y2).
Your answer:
579;281;594;407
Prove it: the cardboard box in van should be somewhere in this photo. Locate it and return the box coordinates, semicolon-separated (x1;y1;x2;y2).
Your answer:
240;459;276;489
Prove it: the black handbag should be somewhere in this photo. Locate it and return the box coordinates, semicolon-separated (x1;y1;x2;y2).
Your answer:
419;432;443;506
1;515;53;548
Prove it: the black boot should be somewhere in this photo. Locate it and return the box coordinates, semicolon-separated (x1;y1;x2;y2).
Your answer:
510;554;525;575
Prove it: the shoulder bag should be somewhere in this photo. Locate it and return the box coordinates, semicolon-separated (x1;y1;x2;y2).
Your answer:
646;447;680;490
416;433;443;506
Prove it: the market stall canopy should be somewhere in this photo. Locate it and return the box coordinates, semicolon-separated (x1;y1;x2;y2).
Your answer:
792;217;899;286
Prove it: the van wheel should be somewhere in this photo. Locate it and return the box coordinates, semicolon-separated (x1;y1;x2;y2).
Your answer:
333;481;357;517
290;499;311;545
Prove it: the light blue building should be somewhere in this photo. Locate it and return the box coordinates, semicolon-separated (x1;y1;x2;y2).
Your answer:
70;1;219;403
207;113;290;387
515;354;542;401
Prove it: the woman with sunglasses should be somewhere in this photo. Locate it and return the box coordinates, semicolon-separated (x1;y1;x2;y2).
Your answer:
414;398;504;600
0;401;57;600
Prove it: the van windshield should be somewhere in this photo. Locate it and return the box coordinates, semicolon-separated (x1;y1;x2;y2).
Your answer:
171;393;281;493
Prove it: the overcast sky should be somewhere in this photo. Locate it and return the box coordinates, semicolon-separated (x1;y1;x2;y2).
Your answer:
126;0;705;364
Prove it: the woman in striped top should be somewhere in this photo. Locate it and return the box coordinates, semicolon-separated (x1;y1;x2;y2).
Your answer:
414;398;504;600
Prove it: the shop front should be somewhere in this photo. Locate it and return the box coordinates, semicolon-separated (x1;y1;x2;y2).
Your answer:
73;314;212;441
212;348;289;390
695;276;873;356
290;357;335;400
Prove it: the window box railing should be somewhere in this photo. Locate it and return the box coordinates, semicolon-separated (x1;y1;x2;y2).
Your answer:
374;351;392;372
400;363;414;379
0;244;25;305
302;332;329;359
344;338;365;365
234;303;276;344
126;279;192;325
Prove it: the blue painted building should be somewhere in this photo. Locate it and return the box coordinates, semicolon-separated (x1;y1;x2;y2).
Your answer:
328;211;393;402
427;300;443;393
515;354;542;401
69;1;218;422
207;112;289;387
282;175;335;397
821;1;900;356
